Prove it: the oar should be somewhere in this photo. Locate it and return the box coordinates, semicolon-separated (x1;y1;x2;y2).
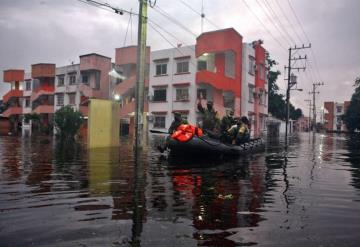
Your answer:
150;129;169;134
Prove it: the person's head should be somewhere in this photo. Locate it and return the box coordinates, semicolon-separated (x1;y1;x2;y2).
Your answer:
174;112;182;121
241;116;249;125
235;117;241;125
207;101;213;111
227;109;234;117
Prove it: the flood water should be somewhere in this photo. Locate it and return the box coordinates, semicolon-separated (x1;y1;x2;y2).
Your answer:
0;133;360;246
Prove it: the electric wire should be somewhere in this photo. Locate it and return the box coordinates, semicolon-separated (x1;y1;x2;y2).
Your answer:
178;0;221;30
286;0;323;83
254;0;293;46
241;0;288;52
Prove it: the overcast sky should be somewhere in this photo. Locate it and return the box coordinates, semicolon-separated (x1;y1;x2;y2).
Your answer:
0;0;359;115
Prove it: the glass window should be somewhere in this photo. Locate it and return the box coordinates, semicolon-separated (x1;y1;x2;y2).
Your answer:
154;116;166;128
249;85;255;102
249;56;255;75
57;94;64;106
25;80;32;91
259;64;265;80
155;63;167;76
176;88;189;101
176;61;189;73
82;75;88;84
68;93;76;105
57;75;65;86
69;74;76;85
197;60;207;71
336;106;342;113
25;97;31;108
153;88;167;102
197;89;207;100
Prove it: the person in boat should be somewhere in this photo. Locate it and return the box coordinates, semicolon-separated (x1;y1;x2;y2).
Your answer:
168;112;188;134
220;109;236;143
197;99;220;136
227;116;250;145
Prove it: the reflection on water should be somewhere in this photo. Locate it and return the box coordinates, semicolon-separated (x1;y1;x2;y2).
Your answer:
0;133;360;246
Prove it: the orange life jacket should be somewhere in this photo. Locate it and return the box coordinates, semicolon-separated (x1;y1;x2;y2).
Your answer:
171;124;203;142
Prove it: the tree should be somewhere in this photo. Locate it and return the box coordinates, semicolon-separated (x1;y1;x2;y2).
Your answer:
267;54;303;120
54;106;84;140
343;77;360;132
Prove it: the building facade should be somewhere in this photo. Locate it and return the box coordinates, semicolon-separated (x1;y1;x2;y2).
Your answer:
148;28;268;137
324;101;350;132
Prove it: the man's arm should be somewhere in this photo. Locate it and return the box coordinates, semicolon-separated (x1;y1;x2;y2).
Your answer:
197;99;205;113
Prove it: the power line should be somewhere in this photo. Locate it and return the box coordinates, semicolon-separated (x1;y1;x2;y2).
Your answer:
178;0;221;30
254;0;293;45
241;0;287;51
262;0;297;45
286;0;323;83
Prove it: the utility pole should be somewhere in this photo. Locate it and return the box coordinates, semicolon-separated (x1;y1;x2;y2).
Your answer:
309;82;324;133
134;0;148;149
304;99;311;131
285;44;311;145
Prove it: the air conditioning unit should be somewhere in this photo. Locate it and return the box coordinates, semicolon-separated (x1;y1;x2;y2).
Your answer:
147;94;154;102
148;115;154;122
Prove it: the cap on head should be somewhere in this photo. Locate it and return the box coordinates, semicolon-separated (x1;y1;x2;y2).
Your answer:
174;112;181;117
241;116;249;125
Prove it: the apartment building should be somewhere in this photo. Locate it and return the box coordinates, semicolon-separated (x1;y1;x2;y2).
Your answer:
113;46;150;136
324;101;350;132
148;28;268;137
2;69;24;134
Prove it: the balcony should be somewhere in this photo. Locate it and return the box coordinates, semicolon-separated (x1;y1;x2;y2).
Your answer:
119;100;148;117
196;70;239;96
31;86;55;102
31;64;55;78
112;76;136;96
3;70;24;82
32;105;54;114
2;107;22;118
3;90;23;104
79;83;103;98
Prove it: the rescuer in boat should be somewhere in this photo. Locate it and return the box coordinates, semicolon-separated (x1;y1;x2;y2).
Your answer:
220;109;236;143
227;116;250;145
168;112;188;134
197;99;220;137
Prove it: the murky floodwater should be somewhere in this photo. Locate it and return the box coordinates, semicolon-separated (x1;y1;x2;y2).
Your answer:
0;133;360;246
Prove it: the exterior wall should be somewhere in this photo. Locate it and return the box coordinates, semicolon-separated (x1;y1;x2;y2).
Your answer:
149;45;196;131
3;69;25;82
54;64;81;112
324;101;349;132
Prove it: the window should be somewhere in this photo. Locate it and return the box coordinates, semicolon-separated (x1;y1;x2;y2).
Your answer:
57;94;64;106
197;60;207;71
197;89;207;100
259;90;264;104
68;93;76;105
176;88;189;101
154;115;166;128
336;106;342;113
156;63;167;76
249;56;255;75
25;80;31;91
69;74;76;85
57;75;65;86
259;64;265;80
249;84;255;102
153;88;167;102
176;61;189;73
82;75;89;84
25;97;31;108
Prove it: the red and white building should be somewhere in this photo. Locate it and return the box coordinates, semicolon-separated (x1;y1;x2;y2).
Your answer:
324;101;350;132
149;28;268;137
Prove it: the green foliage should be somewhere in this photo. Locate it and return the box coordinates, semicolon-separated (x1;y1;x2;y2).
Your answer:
344;77;360;132
24;113;40;123
267;55;303;120
54;106;84;140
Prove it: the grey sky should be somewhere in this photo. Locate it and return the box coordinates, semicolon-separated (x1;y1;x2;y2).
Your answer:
0;0;359;115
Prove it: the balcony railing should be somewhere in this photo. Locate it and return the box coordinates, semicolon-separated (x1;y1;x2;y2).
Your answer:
32;105;54;114
196;70;238;95
31;86;55;102
2;90;23;104
2;107;22;117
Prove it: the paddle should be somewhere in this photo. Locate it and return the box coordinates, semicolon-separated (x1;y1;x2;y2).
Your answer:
149;129;169;134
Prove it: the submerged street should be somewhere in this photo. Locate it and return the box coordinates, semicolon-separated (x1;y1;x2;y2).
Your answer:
0;133;359;246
